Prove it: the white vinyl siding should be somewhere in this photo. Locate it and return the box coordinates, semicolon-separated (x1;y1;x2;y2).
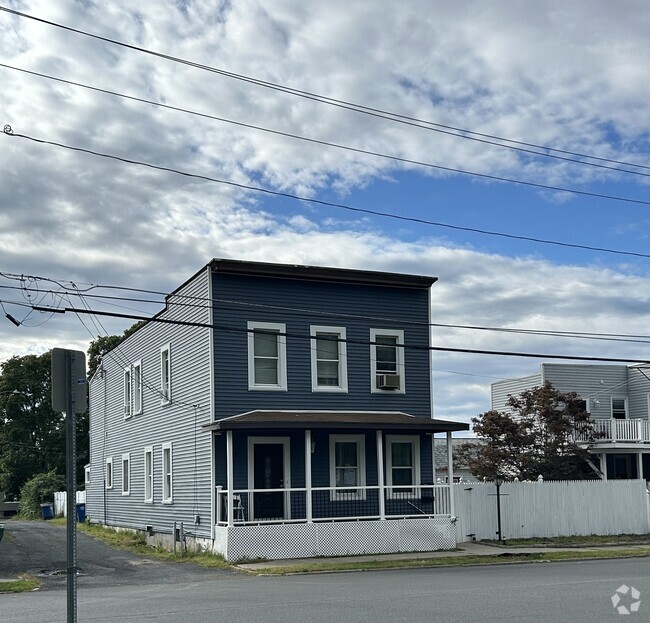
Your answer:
386;435;420;498
132;360;143;415
160;344;171;404
370;328;405;393
105;457;113;490
122;453;130;496
329;434;366;500
310;326;347;392
144;446;153;503
247;321;287;390
162;442;173;504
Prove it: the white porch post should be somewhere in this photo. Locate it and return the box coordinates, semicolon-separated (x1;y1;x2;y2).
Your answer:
305;430;313;523
226;430;234;528
446;431;455;517
431;435;437;483
636;451;643;481
376;430;385;520
601;453;608;480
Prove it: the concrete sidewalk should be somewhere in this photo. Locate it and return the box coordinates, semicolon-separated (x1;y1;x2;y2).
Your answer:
235;540;650;572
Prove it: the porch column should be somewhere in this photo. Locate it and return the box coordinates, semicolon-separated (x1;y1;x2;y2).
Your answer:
226;430;234;528
305;430;313;523
636;451;643;481
431;434;437;483
446;431;455;517
601;453;608;480
376;430;385;520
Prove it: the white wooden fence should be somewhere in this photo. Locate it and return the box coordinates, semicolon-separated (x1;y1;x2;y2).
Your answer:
53;490;86;517
454;480;650;542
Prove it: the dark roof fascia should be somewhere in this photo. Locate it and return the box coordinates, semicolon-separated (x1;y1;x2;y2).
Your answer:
209;258;437;289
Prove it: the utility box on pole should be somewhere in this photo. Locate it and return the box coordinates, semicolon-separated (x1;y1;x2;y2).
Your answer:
51;348;87;623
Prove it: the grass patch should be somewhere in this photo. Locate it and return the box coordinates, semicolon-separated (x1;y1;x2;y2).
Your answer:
484;534;650;547
0;576;41;593
250;547;650;575
77;522;230;569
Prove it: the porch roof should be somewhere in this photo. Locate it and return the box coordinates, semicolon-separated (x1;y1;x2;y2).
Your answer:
202;410;469;433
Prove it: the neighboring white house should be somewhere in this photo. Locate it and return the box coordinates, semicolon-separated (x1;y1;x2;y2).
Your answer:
492;363;650;481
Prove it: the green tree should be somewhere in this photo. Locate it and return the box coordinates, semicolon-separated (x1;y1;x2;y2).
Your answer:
19;470;65;518
459;382;597;481
86;321;145;379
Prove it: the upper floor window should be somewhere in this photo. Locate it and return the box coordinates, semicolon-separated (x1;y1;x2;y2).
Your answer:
386;435;420;498
123;368;132;418
310;326;347;392
160;344;171;404
132;360;143;415
247;322;287;390
611;397;628;419
370;329;405;393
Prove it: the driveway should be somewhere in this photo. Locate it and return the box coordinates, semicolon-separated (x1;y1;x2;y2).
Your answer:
0;520;234;590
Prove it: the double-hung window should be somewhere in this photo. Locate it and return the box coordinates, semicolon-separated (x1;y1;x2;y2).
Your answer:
123;368;132;418
105;457;113;490
144;446;153;503
247;322;287;390
386;435;420;498
162;443;173;504
329;434;366;500
122;453;130;496
370;328;405;393
611;396;628;419
160;344;171;404
132;360;143;415
310;326;347;392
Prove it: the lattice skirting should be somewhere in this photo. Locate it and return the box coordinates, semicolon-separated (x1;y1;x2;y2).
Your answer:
214;518;457;561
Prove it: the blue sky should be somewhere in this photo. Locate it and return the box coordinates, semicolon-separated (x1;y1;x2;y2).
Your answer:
0;0;648;425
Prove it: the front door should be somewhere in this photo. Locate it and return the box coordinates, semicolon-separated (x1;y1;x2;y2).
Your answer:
252;442;286;520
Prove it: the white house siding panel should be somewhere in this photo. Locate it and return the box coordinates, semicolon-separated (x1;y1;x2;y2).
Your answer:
87;269;213;538
628;366;650;420
491;373;541;412
541;364;628;420
455;480;649;541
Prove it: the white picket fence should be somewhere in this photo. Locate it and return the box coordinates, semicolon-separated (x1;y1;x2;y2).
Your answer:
454;479;650;542
53;490;86;517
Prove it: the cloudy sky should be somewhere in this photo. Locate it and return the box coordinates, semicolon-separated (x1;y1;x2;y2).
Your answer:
0;0;648;427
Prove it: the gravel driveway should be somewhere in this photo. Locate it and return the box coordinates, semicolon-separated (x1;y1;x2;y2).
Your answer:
0;520;233;591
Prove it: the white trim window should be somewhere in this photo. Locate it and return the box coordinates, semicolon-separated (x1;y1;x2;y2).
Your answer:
329;434;366;500
160;344;171;404
386;435;420;498
247;322;287;390
144;446;154;503
84;464;91;486
162;443;173;504
370;328;405;393
611;396;628;419
122;453;130;496
123;367;132;418
105;457;113;490
132;360;143;415
310;326;348;392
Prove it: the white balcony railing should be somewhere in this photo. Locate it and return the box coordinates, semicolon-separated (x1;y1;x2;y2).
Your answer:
575;418;650;444
215;484;452;526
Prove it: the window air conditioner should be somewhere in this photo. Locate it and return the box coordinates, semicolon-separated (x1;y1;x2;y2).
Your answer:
377;374;400;389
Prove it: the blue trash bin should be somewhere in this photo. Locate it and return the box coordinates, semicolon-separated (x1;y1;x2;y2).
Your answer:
76;503;86;523
40;503;54;520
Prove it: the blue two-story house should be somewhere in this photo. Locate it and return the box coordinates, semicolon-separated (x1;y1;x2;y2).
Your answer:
86;259;468;560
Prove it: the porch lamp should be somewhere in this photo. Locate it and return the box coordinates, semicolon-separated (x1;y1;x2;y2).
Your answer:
494;474;505;545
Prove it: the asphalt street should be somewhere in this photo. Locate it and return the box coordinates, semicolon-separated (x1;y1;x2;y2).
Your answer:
1;521;649;622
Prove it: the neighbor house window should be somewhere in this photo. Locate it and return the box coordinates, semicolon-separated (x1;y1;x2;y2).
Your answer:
162;443;173;504
160;344;171;404
247;322;287;390
105;457;113;490
329;434;366;500
132;360;143;414
123;367;132;418
611;397;628;419
310;326;347;392
122;453;130;496
370;328;405;393
144;446;153;503
386;435;420;498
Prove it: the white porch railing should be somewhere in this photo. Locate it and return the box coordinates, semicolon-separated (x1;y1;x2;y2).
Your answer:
216;484;451;526
575;418;650;444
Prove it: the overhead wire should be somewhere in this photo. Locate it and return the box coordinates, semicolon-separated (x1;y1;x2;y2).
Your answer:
1;6;648;172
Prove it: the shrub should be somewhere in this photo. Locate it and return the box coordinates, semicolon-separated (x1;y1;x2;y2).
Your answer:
19;471;65;518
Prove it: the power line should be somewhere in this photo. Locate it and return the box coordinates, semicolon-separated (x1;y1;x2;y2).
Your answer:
27;302;650;364
4;128;649;258
2;63;649;181
1;6;648;173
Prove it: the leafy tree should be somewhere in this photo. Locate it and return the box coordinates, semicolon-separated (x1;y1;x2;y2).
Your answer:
19;470;65;518
87;321;145;379
459;382;597;481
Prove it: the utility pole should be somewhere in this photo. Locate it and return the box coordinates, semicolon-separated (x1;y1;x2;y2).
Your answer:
52;348;87;623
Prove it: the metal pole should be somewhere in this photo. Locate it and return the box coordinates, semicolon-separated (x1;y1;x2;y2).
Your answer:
65;351;77;623
495;481;503;544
